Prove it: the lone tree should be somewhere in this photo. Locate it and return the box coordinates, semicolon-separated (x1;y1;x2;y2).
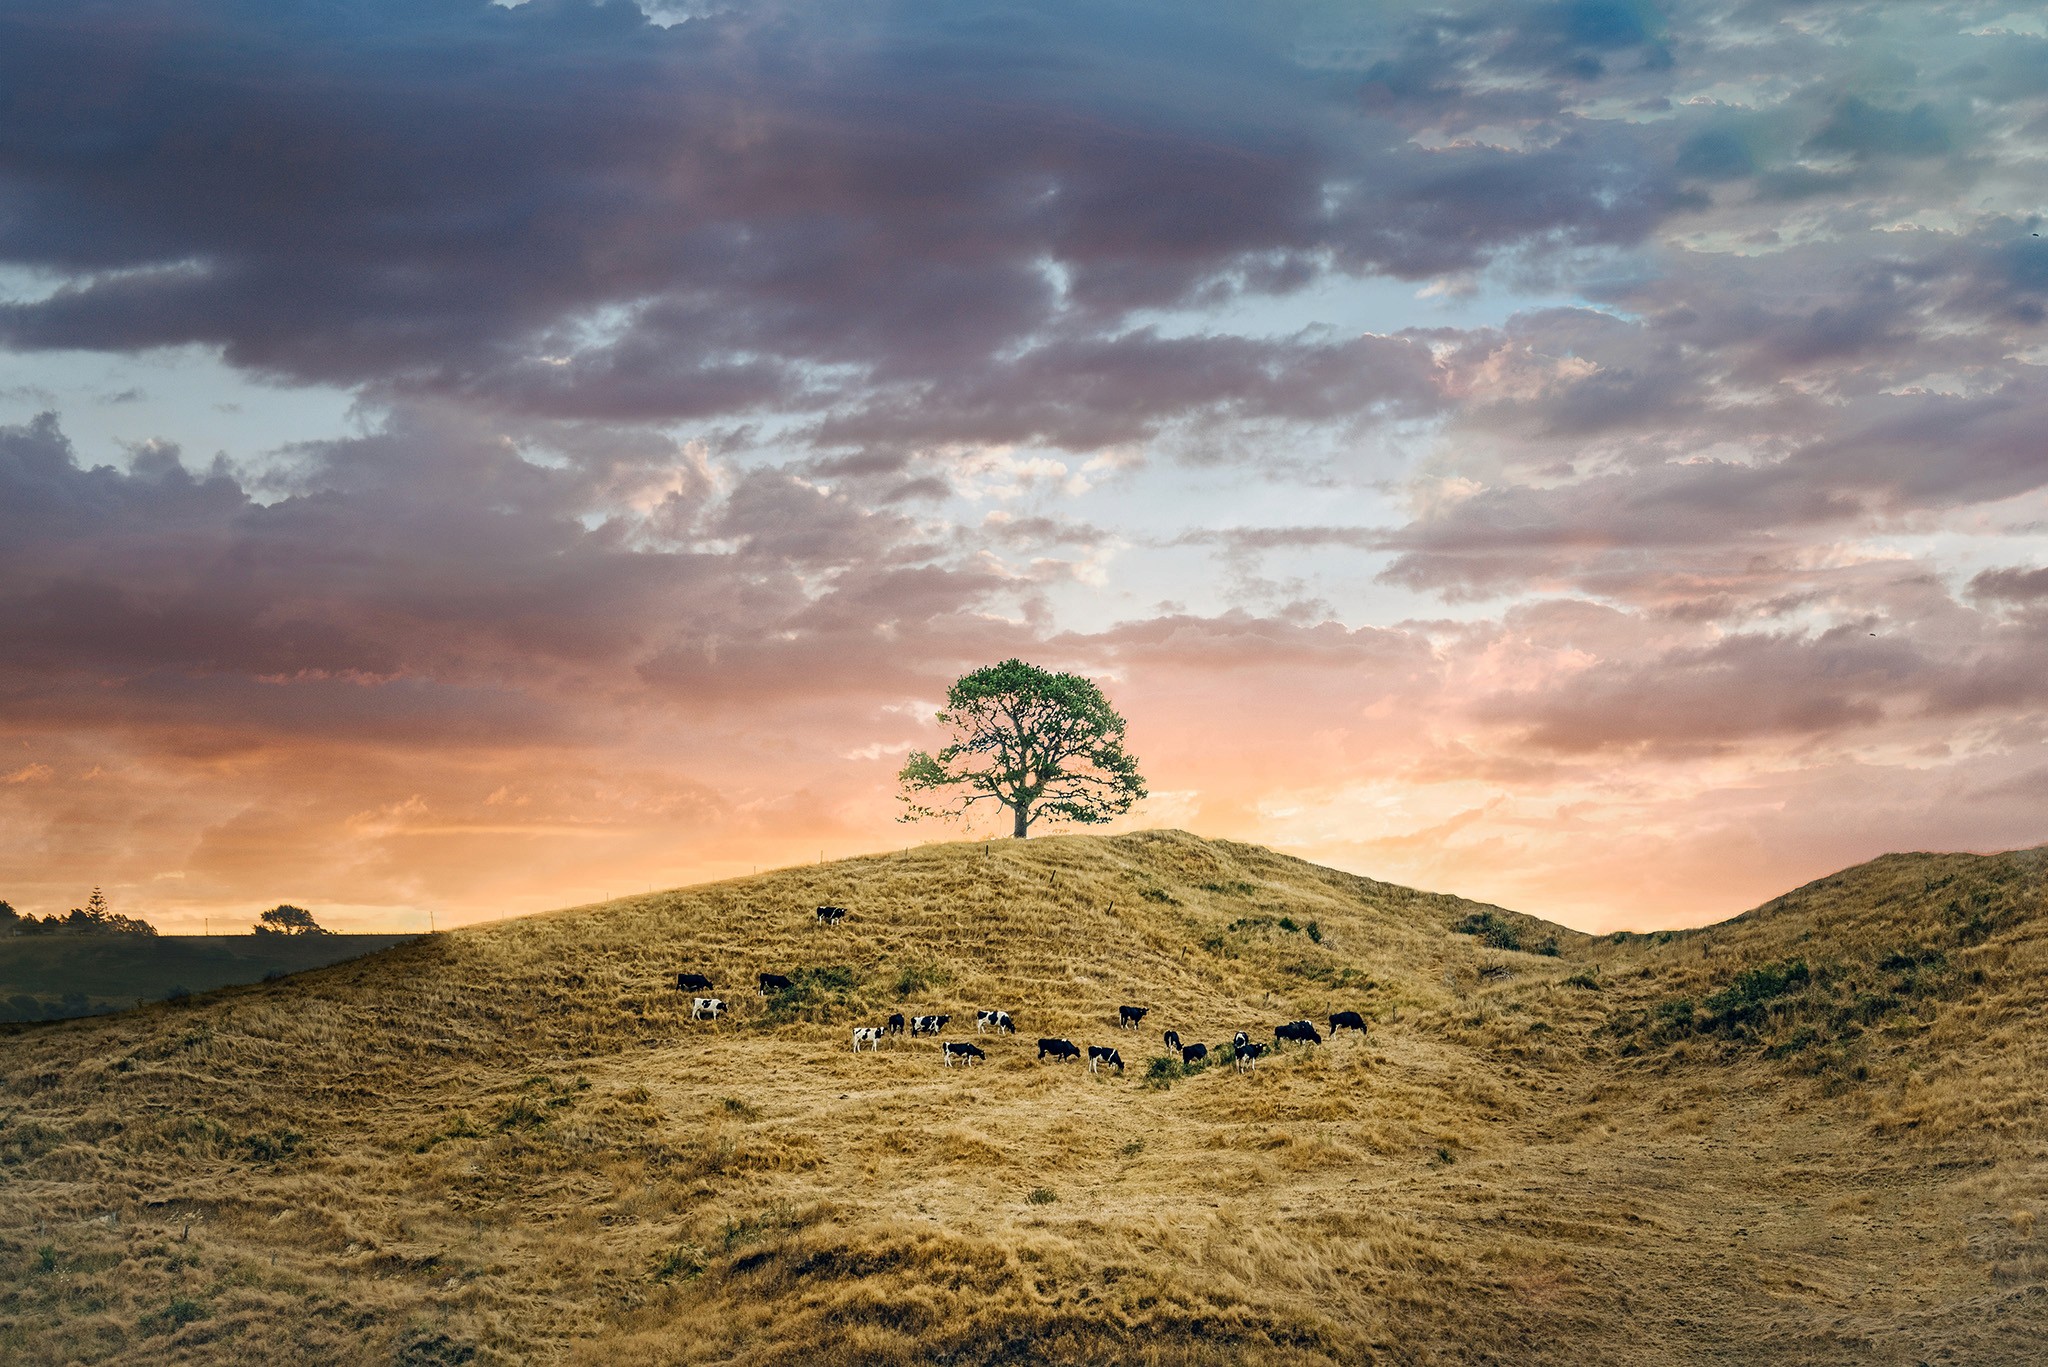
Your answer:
898;658;1146;838
253;904;331;936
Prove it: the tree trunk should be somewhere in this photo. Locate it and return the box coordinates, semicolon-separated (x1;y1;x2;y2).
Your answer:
1012;802;1030;838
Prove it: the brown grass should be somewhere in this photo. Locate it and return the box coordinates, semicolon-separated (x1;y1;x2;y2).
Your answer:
1;830;2044;1363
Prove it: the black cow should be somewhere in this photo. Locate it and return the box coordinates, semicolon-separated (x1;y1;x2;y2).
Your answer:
942;1041;986;1067
1329;1011;1368;1036
976;1009;1015;1034
815;905;848;926
1088;1045;1124;1074
1038;1037;1082;1062
758;973;793;994
885;1012;906;1035
1180;1042;1208;1065
676;972;713;992
1118;1005;1149;1029
1275;1020;1322;1046
1162;1029;1182;1054
910;1013;951;1036
1234;1041;1268;1073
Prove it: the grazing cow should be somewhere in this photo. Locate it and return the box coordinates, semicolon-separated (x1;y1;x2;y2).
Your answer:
1118;1005;1149;1029
885;1012;906;1036
1180;1042;1208;1065
1234;1041;1268;1073
1038;1037;1082;1062
690;997;725;1020
1231;1031;1249;1053
910;1013;951;1036
1274;1020;1323;1046
758;973;793;994
1088;1045;1124;1074
1329;1011;1368;1036
942;1041;986;1067
976;1009;1015;1034
676;972;713;992
815;905;848;926
1162;1029;1182;1054
851;1026;884;1052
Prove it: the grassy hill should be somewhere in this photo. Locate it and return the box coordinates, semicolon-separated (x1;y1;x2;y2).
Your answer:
0;830;2042;1364
0;936;420;1022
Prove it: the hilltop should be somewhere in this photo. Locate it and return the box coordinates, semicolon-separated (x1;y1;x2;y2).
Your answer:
0;831;2043;1364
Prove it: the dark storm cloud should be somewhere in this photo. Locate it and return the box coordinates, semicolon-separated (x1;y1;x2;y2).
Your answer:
0;0;1697;446
0;408;1019;746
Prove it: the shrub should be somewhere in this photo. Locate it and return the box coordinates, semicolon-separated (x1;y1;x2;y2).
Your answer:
1144;1056;1181;1090
1139;887;1179;905
141;1295;208;1333
1027;1186;1056;1205
1306;921;1323;944
1453;910;1522;951
1563;970;1601;991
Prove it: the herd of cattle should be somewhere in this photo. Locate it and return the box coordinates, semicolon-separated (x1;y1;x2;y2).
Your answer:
671;905;1370;1078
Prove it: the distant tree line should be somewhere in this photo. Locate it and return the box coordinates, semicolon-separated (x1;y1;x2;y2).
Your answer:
0;888;157;937
0;894;334;938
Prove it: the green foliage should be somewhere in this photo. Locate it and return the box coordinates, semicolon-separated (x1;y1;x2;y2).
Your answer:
651;1243;709;1282
1563;969;1601;991
241;1129;305;1161
892;960;951;998
253;904;331;936
898;658;1146;837
762;964;862;1020
34;1244;57;1273
1139;887;1179;905
1144;1055;1181;1089
1453;910;1522;951
1027;1186;1057;1205
1306;921;1323;944
140;1295;209;1334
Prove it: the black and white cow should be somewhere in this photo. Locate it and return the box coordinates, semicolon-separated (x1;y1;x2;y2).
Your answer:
1180;1042;1208;1065
885;1012;906;1035
976;1009;1015;1034
942;1041;986;1067
1162;1029;1182;1054
1275;1019;1323;1046
758;972;793;994
676;972;713;992
690;997;725;1020
1038;1037;1082;1062
851;1026;884;1052
910;1013;951;1036
1087;1045;1124;1074
1234;1041;1268;1073
1329;1010;1368;1036
1232;1031;1250;1053
1118;1005;1149;1029
815;905;848;926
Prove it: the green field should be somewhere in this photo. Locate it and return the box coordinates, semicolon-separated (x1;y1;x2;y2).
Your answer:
0;935;418;1022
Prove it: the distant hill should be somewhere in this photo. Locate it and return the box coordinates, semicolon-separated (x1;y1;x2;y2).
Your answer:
0;831;2041;1365
0;935;420;1022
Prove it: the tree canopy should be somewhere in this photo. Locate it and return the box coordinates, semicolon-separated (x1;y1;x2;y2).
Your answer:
253;904;331;936
898;658;1145;838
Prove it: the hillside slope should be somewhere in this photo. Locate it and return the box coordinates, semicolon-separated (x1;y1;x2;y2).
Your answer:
0;831;2043;1365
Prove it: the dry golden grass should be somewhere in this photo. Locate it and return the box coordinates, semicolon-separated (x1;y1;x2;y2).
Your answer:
1;830;2044;1364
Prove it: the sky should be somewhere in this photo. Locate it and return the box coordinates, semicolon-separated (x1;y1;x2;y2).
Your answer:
2;0;2046;935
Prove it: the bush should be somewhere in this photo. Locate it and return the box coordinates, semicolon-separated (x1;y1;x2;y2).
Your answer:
1453;910;1522;951
1027;1186;1056;1205
1563;970;1601;991
1306;921;1323;944
1144;1056;1181;1090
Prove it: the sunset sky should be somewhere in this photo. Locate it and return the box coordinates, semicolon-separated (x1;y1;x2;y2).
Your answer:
3;0;2046;934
